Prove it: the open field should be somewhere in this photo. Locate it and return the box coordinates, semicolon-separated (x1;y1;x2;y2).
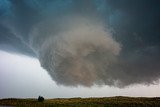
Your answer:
0;96;160;107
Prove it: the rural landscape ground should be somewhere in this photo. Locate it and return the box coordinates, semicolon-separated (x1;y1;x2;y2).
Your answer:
0;96;160;107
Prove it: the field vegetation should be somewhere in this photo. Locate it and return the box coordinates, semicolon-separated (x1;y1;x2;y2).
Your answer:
0;96;160;107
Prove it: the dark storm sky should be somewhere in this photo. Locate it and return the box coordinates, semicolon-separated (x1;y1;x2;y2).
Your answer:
0;0;160;87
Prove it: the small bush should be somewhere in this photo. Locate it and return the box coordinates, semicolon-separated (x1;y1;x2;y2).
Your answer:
38;96;44;102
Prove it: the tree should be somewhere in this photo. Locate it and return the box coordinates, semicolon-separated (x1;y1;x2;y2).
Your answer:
38;96;44;102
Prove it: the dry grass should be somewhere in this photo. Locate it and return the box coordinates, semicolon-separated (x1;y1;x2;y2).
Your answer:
0;96;160;107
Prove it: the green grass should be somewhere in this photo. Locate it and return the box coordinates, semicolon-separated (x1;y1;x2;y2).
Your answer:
0;96;160;107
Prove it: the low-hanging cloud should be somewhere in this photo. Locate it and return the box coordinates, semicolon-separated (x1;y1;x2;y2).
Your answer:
30;17;121;86
0;0;160;87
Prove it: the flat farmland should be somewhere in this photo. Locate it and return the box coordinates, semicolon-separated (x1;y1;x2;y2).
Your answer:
0;96;160;107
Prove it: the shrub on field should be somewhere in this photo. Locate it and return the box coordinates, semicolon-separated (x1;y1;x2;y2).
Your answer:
38;96;44;102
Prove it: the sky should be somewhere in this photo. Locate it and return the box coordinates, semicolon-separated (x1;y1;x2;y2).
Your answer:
0;0;160;98
0;50;160;98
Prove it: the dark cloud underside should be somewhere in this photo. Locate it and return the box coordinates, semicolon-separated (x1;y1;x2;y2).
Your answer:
0;0;160;87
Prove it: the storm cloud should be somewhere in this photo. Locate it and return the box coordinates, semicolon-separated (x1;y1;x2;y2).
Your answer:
0;0;160;87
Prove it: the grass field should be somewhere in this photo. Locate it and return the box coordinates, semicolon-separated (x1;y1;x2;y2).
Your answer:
0;96;160;107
